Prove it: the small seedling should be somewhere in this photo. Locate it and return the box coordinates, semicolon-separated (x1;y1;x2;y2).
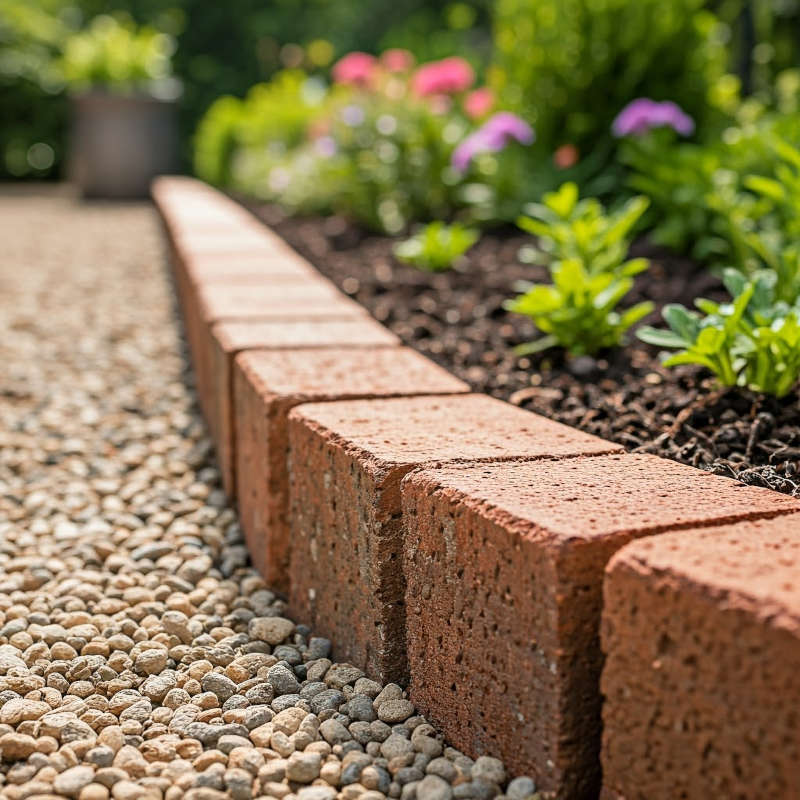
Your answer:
393;221;479;272
507;183;652;355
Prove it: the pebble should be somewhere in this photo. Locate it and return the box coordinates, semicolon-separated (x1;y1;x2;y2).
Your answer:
0;194;529;800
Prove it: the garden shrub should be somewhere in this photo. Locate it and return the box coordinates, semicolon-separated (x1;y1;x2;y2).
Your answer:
193;70;326;187
620;112;800;265
491;0;728;155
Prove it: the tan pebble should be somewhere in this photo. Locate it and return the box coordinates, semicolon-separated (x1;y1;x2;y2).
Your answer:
192;750;227;770
79;783;110;800
320;761;340;785
51;642;79;660
260;782;290;798
187;661;213;681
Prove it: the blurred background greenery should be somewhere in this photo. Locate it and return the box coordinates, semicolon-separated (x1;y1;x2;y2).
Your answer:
1;0;492;179
2;0;798;181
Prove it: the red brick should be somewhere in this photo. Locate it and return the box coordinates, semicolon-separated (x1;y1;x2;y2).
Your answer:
401;456;800;799
601;515;800;800
287;395;620;684
211;319;400;495
234;348;467;593
152;177;254;230
187;282;368;422
180;250;317;286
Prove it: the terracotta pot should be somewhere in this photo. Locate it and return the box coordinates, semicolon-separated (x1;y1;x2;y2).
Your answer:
68;90;178;199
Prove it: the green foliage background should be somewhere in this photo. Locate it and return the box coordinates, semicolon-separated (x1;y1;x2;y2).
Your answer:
0;0;492;179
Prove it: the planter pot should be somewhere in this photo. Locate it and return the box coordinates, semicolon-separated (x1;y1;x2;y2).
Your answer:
68;91;178;199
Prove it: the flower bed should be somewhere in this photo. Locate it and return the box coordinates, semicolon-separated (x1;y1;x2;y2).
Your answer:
247;203;800;496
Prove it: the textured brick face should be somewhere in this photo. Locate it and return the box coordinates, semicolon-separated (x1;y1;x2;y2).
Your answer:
210;320;399;496
287;395;621;683
601;516;800;800
188;284;368;425
401;456;800;800
234;348;468;593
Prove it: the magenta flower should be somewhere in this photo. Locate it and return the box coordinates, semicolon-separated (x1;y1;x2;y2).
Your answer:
381;48;415;73
452;112;535;172
412;57;474;97
332;52;378;87
612;98;695;137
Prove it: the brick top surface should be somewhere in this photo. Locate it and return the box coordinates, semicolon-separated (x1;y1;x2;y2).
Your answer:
238;347;467;401
216;319;399;353
608;514;800;623
183;251;317;282
197;282;365;321
175;232;289;256
289;394;620;471
405;455;800;542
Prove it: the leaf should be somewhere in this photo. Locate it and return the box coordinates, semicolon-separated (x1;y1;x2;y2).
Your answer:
637;326;688;348
744;174;785;203
514;335;561;356
516;216;553;239
662;304;700;342
544;182;579;219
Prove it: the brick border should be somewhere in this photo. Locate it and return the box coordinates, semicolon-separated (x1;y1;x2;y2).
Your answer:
152;177;800;799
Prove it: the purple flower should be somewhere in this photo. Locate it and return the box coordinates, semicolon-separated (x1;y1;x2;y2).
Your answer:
314;136;337;157
341;104;365;127
612;98;695;138
452;112;535;172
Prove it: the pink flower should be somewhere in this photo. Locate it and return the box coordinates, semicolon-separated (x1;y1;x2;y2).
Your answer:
412;57;474;97
381;48;415;73
332;52;378;87
452;112;534;172
464;87;494;119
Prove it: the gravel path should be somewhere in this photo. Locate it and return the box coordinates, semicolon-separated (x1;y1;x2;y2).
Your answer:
0;189;534;800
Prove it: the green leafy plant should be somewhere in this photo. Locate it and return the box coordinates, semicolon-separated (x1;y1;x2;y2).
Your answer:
517;181;649;270
620;113;800;264
60;14;175;93
638;269;800;397
491;0;727;156
194;70;327;187
393;221;479;271
506;183;653;355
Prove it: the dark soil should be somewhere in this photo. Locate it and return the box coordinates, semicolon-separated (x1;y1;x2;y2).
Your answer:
249;203;800;497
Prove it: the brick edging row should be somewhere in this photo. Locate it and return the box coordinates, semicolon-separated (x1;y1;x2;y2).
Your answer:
152;176;800;800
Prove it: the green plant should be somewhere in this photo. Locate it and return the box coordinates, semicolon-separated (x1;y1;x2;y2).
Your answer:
194;70;326;187
394;221;479;271
60;14;175;93
491;0;727;155
517;181;650;270
638;269;800;397
620;113;800;264
506;183;653;355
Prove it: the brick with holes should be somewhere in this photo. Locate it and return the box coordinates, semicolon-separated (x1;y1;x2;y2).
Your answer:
601;515;800;800
287;395;621;684
401;456;800;800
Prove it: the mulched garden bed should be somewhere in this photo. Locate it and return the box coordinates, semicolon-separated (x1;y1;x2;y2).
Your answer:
248;202;800;497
